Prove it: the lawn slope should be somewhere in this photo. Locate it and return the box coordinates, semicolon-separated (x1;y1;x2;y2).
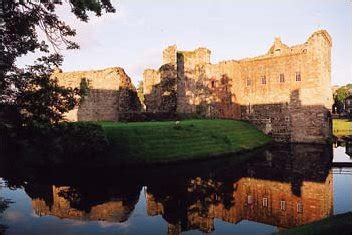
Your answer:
101;119;271;164
333;119;352;137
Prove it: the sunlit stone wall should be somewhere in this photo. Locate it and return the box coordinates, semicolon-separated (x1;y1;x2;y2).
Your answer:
53;67;141;121
143;30;333;143
31;185;137;222
145;172;333;233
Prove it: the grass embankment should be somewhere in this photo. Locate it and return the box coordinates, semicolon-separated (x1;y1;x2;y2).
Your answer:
333;119;352;137
100;119;271;164
275;212;352;235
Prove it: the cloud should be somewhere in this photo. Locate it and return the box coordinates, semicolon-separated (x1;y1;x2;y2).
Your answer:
54;2;127;49
98;220;130;228
124;48;162;85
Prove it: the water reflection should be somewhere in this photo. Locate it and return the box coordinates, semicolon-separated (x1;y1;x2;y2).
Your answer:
144;145;333;234
30;185;140;223
0;144;340;234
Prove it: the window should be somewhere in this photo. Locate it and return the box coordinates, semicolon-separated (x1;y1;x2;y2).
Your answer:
279;74;285;83
295;72;301;82
211;80;216;88
247;195;253;205
297;202;303;213
263;197;268;207
261;76;266;85
221;76;227;85
280;200;286;211
247;78;252;86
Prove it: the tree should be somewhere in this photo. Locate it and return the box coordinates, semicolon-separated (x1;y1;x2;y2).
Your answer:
8;54;80;124
0;0;115;125
334;84;352;103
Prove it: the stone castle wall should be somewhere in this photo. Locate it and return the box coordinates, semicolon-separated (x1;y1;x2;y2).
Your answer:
32;185;138;222
53;67;141;121
28;144;333;233
145;144;333;234
143;30;333;143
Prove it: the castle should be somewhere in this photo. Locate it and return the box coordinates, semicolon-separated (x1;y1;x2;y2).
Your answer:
53;67;141;121
143;30;333;143
28;144;333;234
55;30;333;144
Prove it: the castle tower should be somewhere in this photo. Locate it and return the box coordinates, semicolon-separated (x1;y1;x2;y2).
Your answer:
163;45;177;65
142;30;332;144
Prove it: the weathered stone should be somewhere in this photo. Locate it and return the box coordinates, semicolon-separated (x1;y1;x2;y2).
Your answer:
32;185;138;223
145;145;333;233
143;30;333;143
53;67;141;121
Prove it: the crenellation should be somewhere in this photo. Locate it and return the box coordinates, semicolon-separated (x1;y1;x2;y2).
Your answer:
143;30;333;143
163;45;177;65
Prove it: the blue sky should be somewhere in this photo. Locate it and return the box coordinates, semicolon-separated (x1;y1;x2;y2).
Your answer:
19;0;352;86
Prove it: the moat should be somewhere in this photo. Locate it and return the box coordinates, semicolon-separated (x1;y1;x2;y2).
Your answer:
0;143;351;235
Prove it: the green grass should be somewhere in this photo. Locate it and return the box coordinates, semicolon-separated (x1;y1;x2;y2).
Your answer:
100;119;271;164
333;119;352;136
275;212;352;235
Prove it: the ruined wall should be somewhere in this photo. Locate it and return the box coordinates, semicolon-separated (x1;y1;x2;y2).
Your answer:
142;30;332;143
145;144;333;234
53;67;141;121
143;63;177;113
32;185;138;222
236;31;333;143
146;171;333;233
176;48;212;114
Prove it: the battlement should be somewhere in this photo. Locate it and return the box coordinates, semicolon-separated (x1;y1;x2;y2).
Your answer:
142;30;333;143
176;47;211;66
162;45;177;65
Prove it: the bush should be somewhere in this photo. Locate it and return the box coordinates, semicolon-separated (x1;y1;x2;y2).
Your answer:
54;122;109;159
1;122;109;166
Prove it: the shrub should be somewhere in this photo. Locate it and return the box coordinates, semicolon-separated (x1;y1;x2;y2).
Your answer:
1;122;109;166
55;122;109;159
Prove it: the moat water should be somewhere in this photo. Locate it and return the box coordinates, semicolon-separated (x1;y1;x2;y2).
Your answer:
0;143;351;235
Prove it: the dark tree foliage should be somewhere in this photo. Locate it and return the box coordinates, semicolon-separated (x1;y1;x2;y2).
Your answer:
332;98;344;114
0;0;115;125
334;84;352;103
8;54;80;124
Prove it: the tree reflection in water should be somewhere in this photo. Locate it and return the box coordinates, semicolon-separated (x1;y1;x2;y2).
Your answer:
0;184;12;235
0;144;333;234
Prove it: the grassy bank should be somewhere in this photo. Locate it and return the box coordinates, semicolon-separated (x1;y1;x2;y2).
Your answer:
333;119;352;136
100;119;271;164
275;212;352;235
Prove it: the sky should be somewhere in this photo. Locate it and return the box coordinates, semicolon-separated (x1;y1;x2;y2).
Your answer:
18;0;352;86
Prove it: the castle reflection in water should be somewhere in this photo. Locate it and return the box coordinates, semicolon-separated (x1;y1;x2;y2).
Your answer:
24;144;333;234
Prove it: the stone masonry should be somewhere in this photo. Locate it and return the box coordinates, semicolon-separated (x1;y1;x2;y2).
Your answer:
145;144;333;234
53;67;141;121
143;30;333;143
